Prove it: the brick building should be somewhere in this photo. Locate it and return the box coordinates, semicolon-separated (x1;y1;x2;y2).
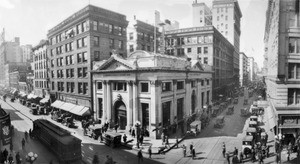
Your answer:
47;5;128;117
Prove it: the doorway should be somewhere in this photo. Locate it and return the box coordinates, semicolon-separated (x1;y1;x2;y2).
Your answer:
114;101;127;130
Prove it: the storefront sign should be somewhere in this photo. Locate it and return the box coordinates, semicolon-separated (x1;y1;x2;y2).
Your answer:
0;114;11;145
65;97;77;104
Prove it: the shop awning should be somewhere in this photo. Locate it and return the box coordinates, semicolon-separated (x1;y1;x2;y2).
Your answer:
27;94;34;99
69;105;90;116
60;102;76;112
40;98;49;104
51;100;65;108
78;107;90;116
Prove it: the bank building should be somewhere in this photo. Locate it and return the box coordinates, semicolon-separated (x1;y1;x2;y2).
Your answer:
91;50;213;139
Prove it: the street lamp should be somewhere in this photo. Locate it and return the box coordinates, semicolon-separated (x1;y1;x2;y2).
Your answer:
26;152;38;164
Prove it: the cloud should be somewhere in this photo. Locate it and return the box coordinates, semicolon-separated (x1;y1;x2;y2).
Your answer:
0;0;15;9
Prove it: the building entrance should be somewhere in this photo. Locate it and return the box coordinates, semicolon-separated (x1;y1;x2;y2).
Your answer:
114;101;127;130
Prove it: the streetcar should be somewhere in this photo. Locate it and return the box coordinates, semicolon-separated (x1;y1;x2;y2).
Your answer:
32;119;82;163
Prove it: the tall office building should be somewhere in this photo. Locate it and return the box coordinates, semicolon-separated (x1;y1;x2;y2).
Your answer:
21;44;33;62
247;57;254;82
192;1;212;27
264;0;300;136
47;5;128;117
239;52;248;86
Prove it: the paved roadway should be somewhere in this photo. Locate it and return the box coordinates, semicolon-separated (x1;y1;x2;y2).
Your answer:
1;98;163;164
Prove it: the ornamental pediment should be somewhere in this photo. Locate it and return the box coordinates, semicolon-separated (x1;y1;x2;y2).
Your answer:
104;61;132;70
94;54;134;71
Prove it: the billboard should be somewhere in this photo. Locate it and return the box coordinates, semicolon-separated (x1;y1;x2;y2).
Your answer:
0;114;11;145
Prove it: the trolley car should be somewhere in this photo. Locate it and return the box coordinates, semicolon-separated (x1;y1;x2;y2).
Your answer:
32;119;82;163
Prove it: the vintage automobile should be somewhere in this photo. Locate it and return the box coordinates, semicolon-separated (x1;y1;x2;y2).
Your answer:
242;135;254;157
211;106;219;117
241;108;251;117
214;116;225;128
87;124;102;140
190;120;201;136
246;127;257;142
244;99;248;105
233;98;239;104
30;103;39;115
226;106;234;115
253;101;258;107
250;115;258;122
103;132;122;148
220;102;227;111
249;120;258;129
250;105;259;115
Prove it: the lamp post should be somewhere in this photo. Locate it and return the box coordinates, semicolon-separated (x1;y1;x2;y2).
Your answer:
26;152;38;164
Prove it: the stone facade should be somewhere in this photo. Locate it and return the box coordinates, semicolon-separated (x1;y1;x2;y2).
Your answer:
92;51;213;139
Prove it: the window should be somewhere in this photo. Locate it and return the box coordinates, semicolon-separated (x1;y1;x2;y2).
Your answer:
93;20;98;31
118;40;123;50
204;47;208;54
76;24;82;34
289;38;300;53
77;37;87;48
288;63;300;79
78;82;83;93
162;82;172;92
187;48;192;53
217;16;219;21
67;82;70;92
112;82;127;91
77;52;87;63
82;21;87;32
177;81;184;90
141;82;149;93
109;39;114;48
130;45;134;52
70;68;74;78
52;82;55;90
51;59;54;67
108;24;113;34
94;51;100;61
66;69;70;78
94;36;100;46
147;45;151;51
78;68;83;77
70;82;74;93
197;47;202;54
204;57;208;64
225;16;228;21
83;67;88;77
129;33;134;40
288;88;300;105
191;80;196;88
83;83;88;94
206;79;210;85
201;80;204;86
225;24;228;29
289;9;300;27
51;71;54;78
141;44;145;50
97;82;102;90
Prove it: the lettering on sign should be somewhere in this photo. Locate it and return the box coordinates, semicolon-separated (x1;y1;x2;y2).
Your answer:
65;97;77;104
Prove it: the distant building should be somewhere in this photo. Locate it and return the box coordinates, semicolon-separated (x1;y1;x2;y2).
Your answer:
0;37;23;85
21;44;33;62
32;40;49;98
127;17;160;55
4;62;31;88
264;0;300;136
192;1;212;27
9;70;28;90
239;52;248;86
164;26;235;101
247;57;254;82
47;5;128;117
91;51;213;139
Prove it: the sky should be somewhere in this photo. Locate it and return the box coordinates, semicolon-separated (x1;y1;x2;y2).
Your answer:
0;0;268;69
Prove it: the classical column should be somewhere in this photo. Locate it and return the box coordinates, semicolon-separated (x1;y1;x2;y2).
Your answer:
93;80;97;120
172;80;177;124
185;79;191;116
150;80;161;139
106;81;112;124
132;81;138;123
127;81;133;129
103;81;107;123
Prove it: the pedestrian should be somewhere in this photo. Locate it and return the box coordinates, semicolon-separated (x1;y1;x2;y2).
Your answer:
234;147;238;156
192;147;196;160
9;141;13;153
161;132;165;145
123;134;127;143
139;135;144;145
276;152;280;164
182;144;186;157
148;145;152;159
114;123;118;133
190;142;194;155
251;148;256;162
222;142;226;158
25;131;28;142
137;149;143;164
132;128;136;138
258;151;263;164
22;138;26;149
287;142;292;161
15;152;21;164
92;154;100;164
129;126;132;136
3;148;8;162
265;133;269;142
8;154;13;164
226;152;230;164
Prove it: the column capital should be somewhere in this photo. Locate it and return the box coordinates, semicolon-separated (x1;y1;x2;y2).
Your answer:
127;81;134;86
133;81;138;86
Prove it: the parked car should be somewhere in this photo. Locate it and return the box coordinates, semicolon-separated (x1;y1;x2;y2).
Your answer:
233;98;239;104
214;116;225;128
242;135;254;157
226;106;234;115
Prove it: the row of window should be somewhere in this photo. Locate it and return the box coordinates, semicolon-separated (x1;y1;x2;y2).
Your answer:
52;67;88;79
34;61;47;70
289;38;300;54
166;35;213;46
49;21;87;45
51;52;88;67
34;51;47;62
96;80;210;93
166;47;209;56
92;20;125;36
53;81;88;94
34;80;49;89
34;71;48;79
